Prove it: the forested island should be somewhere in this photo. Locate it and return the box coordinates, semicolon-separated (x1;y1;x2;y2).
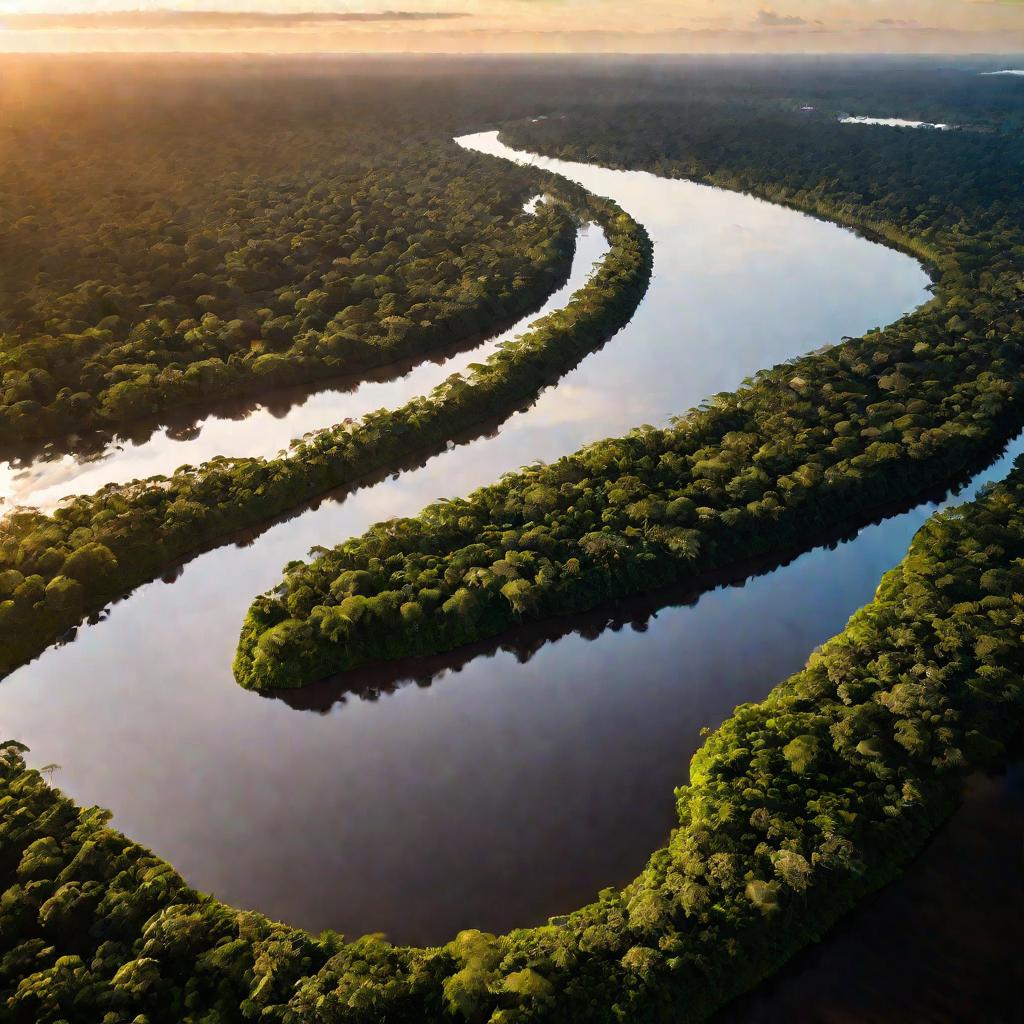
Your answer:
1;55;1022;1023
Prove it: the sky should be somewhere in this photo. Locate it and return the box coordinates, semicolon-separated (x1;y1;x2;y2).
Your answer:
1;0;1023;53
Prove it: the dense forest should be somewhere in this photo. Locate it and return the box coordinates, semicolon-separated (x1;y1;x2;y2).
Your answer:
2;56;1024;1022
0;72;577;444
4;455;1023;1021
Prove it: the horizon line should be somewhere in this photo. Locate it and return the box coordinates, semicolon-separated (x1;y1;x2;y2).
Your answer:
1;48;1023;57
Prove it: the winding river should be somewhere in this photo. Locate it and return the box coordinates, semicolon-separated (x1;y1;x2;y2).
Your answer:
4;131;1001;966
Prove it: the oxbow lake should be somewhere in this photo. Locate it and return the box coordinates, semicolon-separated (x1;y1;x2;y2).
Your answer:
2;133;1016;1008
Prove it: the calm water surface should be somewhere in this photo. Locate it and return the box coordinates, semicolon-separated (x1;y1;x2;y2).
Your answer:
0;193;598;512
0;133;946;945
720;764;1024;1023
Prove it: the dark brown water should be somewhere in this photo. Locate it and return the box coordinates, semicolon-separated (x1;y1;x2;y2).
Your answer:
719;763;1024;1024
0;134;947;948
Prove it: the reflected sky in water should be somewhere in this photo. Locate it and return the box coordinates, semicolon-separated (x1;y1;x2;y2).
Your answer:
0;200;603;513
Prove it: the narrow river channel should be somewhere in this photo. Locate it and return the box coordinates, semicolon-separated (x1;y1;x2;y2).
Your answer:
0;131;960;955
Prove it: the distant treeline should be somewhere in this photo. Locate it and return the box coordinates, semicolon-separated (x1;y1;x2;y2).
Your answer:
5;453;1024;1022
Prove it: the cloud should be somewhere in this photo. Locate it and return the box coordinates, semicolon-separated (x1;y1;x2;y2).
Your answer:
874;17;919;27
2;9;471;30
755;9;810;27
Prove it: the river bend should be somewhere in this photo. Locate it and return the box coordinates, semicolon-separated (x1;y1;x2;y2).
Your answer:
0;131;940;945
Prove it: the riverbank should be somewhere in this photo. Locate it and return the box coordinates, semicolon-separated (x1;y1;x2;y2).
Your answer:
5;461;1024;1022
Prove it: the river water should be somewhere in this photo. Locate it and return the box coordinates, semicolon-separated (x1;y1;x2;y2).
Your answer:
0;132;965;952
719;763;1024;1023
0;193;598;513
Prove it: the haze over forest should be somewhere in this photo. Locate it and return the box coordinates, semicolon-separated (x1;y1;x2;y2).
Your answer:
2;0;1024;53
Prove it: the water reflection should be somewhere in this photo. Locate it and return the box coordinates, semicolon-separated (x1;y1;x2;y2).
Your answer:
718;763;1024;1024
268;443;1013;717
0;211;595;513
0;133;931;945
